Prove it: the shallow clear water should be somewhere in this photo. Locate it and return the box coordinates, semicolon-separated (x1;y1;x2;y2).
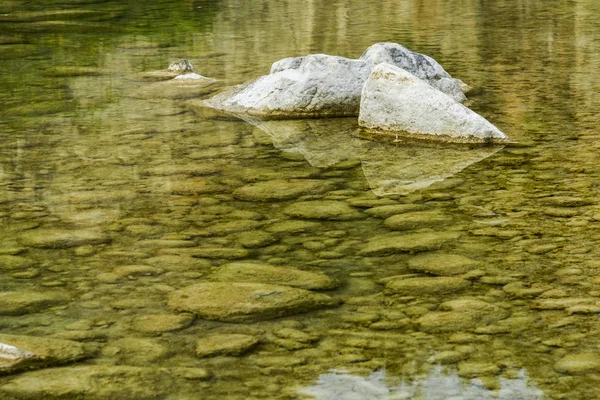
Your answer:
0;0;599;399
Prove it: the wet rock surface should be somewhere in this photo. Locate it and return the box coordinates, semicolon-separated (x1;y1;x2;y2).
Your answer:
213;262;339;290
0;334;88;375
195;334;259;358
0;291;69;316
167;282;337;322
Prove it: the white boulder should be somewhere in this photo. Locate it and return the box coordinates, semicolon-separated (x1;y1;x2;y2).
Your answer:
358;63;507;142
204;54;370;118
360;42;467;103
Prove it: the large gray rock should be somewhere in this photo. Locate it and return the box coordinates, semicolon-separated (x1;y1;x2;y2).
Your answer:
167;282;337;322
203;54;370;118
360;42;467;103
200;42;469;120
359;63;507;142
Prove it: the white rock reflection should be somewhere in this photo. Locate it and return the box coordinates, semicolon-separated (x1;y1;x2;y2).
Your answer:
245;117;504;196
299;368;545;400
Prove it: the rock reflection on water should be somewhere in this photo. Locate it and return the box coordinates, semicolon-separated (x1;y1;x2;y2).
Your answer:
300;368;545;400
248;117;504;196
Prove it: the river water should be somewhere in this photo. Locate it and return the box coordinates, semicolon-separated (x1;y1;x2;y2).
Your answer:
0;0;599;399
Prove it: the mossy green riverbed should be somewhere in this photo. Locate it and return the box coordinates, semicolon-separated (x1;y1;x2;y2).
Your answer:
0;0;599;399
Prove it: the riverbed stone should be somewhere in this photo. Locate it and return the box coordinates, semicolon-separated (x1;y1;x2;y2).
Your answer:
360;42;467;103
417;297;510;333
0;366;175;399
554;353;600;375
202;220;263;236
144;255;211;271
130;313;195;335
358;63;506;142
383;211;450;230
0;334;88;375
236;230;277;248
358;232;459;256
385;276;470;296
167;282;337;322
0;291;69;316
233;179;336;201
266;220;320;234
0;255;36;270
407;253;481;276
106;338;169;365
283;201;364;220
18;229;110;248
189;247;249;259
363;204;429;219
203;54;370;118
213;262;339;290
195;334;259;358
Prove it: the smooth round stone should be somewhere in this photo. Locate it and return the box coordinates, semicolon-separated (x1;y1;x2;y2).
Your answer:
541;196;594;207
386;277;470;296
233;179;336;201
202;220;263;236
266;220;320;234
106;338;168;364
195;334;259;358
236;231;277;248
144;255;211;271
407;253;481;276
188;247;249;259
112;265;163;278
0;366;174;399
417;298;510;333
283;201;364;221
363;204;428;219
18;229;110;249
131;313;195;334
0;334;87;375
359;232;460;256
0;255;36;270
142;164;220;177
554;353;600;375
167;282;337;322
213;262;339;290
164;178;222;195
384;211;450;230
458;362;500;377
0;291;69;316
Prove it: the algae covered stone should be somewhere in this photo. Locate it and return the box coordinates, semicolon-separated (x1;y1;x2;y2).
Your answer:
195;334;259;358
0;366;175;399
213;262;339;290
18;229;110;248
554;353;600;375
0;291;69;316
233;179;336;201
359;232;459;256
167;282;337;322
407;253;481;276
283;201;364;220
130;313;195;335
385;277;470;296
0;334;88;375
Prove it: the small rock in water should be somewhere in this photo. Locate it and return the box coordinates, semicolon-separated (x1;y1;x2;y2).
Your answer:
359;232;459;256
0;334;88;375
213;262;339;290
130;313;195;335
167;59;195;74
167;282;337;322
18;229;110;249
195;334;259;358
385;276;470;296
408;253;481;276
383;210;450;230
283;201;364;221
0;291;69;316
554;353;600;375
